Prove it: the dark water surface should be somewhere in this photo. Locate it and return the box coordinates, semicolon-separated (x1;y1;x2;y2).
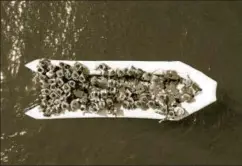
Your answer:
1;1;242;165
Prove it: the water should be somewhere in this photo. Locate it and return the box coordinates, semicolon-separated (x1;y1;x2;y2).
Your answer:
1;1;242;165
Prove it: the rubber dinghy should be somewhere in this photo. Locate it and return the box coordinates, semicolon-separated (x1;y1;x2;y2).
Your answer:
25;59;217;122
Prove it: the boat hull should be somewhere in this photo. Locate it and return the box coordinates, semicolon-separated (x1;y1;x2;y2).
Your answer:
25;60;217;121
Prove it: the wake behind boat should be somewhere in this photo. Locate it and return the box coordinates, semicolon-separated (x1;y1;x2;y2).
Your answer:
25;59;217;122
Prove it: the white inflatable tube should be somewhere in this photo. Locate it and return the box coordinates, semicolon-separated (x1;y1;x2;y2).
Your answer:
25;59;217;121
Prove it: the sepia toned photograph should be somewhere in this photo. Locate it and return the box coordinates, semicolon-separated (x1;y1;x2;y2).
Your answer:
1;1;242;165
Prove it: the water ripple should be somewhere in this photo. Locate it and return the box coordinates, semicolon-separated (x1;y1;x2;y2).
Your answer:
1;130;28;164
